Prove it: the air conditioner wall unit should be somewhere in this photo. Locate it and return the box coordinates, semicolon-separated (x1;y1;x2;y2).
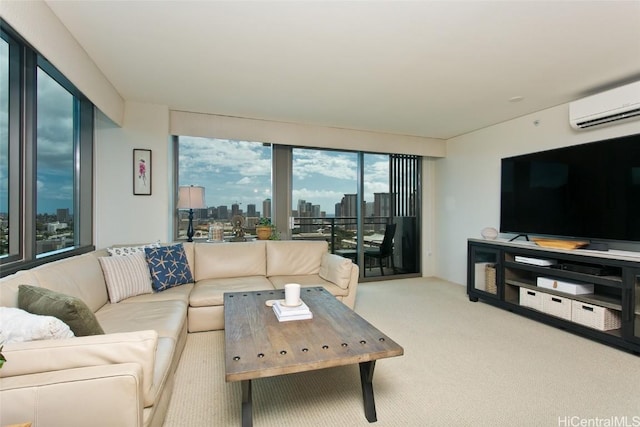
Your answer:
569;80;640;130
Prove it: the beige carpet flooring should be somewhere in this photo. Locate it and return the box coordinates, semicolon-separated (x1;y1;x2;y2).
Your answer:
163;278;640;426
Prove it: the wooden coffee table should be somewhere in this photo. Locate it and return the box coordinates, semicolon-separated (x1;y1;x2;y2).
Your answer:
224;287;404;427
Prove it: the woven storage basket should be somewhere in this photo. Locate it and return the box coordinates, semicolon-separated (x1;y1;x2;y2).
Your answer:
485;264;497;294
571;301;621;331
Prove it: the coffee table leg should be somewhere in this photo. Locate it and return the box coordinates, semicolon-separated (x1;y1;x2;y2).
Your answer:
359;361;377;422
241;380;252;427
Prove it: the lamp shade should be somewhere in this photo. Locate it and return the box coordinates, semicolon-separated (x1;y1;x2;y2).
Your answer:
177;185;206;209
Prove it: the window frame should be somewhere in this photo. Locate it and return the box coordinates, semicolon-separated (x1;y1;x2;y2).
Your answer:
0;20;94;277
173;136;423;279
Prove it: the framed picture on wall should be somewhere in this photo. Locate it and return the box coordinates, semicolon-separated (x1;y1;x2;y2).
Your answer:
133;149;152;195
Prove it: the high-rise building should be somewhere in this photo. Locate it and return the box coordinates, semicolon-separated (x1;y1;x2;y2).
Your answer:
217;205;229;220
56;208;70;222
262;198;271;219
247;204;256;217
231;203;240;217
374;192;391;232
297;199;314;232
340;194;357;230
341;194;357;217
297;199;308;215
374;192;391;217
193;208;207;220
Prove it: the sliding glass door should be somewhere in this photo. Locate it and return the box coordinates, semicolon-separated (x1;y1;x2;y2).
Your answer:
290;148;421;279
290;148;358;251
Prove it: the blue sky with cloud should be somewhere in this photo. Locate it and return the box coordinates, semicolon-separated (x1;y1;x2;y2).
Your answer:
35;68;75;215
0;48;75;215
178;136;388;216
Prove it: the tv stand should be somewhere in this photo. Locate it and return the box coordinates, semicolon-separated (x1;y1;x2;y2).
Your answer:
467;238;640;354
508;234;529;242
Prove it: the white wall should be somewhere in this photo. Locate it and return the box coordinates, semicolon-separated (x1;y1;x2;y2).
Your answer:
433;104;640;286
171;110;446;157
95;102;171;248
420;157;438;277
0;0;124;125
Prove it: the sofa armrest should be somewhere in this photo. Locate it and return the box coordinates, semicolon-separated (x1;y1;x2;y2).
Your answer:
319;253;354;290
1;363;144;427
0;330;158;406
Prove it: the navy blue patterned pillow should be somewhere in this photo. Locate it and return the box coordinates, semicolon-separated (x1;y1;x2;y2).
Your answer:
144;244;193;291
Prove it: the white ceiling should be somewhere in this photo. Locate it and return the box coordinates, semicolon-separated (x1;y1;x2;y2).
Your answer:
45;0;640;140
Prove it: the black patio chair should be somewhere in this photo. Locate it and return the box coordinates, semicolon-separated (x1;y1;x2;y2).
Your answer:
364;223;396;276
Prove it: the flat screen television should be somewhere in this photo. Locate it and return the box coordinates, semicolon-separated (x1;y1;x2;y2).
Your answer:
500;133;640;243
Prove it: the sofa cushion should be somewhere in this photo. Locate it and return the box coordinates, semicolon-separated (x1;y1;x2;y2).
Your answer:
0;307;75;344
0;270;40;307
30;253;109;313
266;240;328;276
98;252;153;303
268;274;349;297
107;241;160;256
95;300;187;342
194;241;266;280
145;244;194;292
18;285;105;337
319;253;353;290
181;242;195;276
189;276;274;307
120;283;193;305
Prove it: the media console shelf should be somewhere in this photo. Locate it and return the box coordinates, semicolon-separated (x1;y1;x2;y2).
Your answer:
467;238;640;353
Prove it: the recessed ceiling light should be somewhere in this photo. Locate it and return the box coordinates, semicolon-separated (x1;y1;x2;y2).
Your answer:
509;96;524;102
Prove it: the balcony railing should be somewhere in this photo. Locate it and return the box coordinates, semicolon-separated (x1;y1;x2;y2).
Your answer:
291;216;391;253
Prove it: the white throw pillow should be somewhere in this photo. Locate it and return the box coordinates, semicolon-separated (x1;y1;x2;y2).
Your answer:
0;307;75;344
319;253;353;290
107;241;160;256
98;252;153;303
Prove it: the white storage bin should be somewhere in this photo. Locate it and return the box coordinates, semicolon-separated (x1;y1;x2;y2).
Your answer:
542;293;572;320
537;277;594;295
571;301;622;331
519;287;543;311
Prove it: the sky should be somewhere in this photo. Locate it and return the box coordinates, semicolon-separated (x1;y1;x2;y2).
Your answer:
178;136;389;216
35;68;75;215
1;43;76;215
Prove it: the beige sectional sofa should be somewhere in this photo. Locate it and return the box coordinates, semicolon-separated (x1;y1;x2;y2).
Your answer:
0;240;359;427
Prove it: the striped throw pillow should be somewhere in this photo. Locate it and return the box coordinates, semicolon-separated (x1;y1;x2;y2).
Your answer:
98;252;153;303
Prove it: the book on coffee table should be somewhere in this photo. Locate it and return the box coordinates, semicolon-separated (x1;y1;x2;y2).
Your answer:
272;300;313;322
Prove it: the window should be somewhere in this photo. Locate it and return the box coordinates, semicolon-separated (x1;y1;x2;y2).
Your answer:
176;136;272;239
0;21;94;276
176;136;422;279
0;36;9;258
36;67;75;255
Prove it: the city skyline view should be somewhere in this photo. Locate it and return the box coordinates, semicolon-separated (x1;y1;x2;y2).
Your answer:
178;136;389;217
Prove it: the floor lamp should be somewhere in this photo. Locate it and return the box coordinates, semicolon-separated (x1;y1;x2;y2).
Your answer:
177;185;206;242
